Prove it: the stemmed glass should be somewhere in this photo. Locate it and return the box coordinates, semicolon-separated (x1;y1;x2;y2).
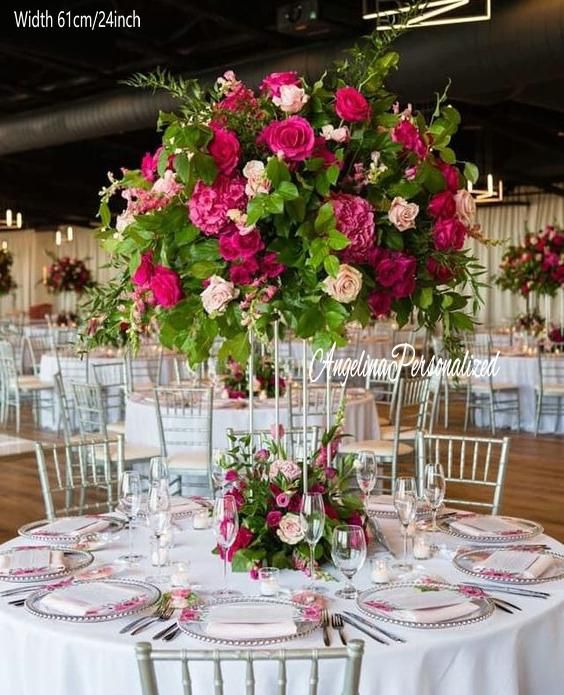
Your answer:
146;481;172;584
211;449;227;497
355;451;377;511
300;493;326;586
331;525;367;599
117;471;144;565
423;462;446;546
149;457;169;487
212;495;240;597
393;476;418;572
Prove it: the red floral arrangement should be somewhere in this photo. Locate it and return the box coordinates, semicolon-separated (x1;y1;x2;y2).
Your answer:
44;256;94;294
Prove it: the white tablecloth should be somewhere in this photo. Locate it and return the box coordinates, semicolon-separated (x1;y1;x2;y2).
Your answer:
125;390;380;451
1;519;563;695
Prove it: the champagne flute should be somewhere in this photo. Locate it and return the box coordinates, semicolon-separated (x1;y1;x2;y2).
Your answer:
212;495;240;597
117;471;144;565
393;476;418;572
149;457;169;487
300;493;325;586
146;481;172;584
355;450;377;511
331;524;367;599
423;462;446;546
211;448;227;497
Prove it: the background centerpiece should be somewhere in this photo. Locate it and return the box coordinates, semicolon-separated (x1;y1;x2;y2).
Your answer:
44;255;95;323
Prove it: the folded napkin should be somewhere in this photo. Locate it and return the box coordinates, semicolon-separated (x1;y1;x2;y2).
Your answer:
170;497;207;514
204;604;297;640
473;550;554;579
383;587;479;623
0;548;65;573
449;515;526;537
366;495;396;513
40;583;142;616
395;602;479;623
31;517;110;537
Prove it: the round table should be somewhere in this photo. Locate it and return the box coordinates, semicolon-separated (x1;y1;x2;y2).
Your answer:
1;518;563;695
125;390;380;452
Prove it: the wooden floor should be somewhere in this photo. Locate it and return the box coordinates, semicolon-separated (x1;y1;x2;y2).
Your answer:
0;404;563;543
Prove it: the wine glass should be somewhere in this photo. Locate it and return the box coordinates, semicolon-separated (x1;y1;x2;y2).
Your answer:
331;525;367;599
423;462;446;546
300;493;325;586
146;481;172;584
117;471;144;565
393;476;418;572
211;448;227;497
355;450;377;511
212;495;240;597
149;457;169;487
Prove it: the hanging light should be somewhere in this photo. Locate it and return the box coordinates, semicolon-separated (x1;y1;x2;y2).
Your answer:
1;240;7;251
0;207;24;229
362;0;491;28
467;174;503;204
55;230;62;246
66;226;74;242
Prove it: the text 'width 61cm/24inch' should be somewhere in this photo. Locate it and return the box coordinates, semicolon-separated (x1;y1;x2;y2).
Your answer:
13;10;141;30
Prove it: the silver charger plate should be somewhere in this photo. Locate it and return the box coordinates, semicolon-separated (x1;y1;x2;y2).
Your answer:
18;515;125;545
438;515;543;544
178;595;321;646
137;496;212;520
357;581;494;629
25;578;161;623
0;546;93;583
453;547;564;585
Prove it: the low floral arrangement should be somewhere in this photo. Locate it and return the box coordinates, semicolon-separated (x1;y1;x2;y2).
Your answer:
514;310;545;337
222;355;286;399
82;28;484;362
0;248;17;296
44;255;94;294
548;324;564;346
496;224;564;298
217;424;362;574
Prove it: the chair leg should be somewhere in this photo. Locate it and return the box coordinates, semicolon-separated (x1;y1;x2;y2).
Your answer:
489;393;496;436
443;381;449;428
535;392;542;436
463;390;470;432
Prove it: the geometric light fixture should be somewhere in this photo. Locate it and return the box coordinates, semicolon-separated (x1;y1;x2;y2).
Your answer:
362;0;491;29
0;208;23;229
467;174;503;204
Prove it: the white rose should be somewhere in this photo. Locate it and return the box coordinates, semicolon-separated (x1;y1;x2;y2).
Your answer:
454;188;476;226
388;196;419;232
277;513;305;545
201;275;239;315
272;84;309;114
321;124;350;143
242;160;271;198
116;210;134;233
322;264;362;304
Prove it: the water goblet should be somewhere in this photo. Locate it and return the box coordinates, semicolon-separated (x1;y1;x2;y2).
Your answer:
212;494;240;597
300;492;326;588
423;462;446;549
355;450;377;511
331;524;367;599
393;476;418;572
117;471;144;565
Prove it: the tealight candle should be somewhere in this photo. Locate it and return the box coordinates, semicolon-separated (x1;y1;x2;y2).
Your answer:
193;510;212;530
413;532;431;560
370;558;390;583
258;567;280;596
171;562;190;587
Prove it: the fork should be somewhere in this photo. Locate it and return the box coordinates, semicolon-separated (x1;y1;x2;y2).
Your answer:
321;608;331;646
119;604;165;635
331;613;347;645
130;603;175;636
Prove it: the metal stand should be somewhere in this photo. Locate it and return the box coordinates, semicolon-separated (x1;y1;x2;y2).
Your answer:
302;339;308;491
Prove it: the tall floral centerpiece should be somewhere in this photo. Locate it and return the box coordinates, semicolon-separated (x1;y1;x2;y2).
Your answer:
83;31;484;361
0;249;17;297
44;255;95;320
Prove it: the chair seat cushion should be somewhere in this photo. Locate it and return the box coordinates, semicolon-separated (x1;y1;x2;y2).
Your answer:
377;415;391;426
379;425;417;441
107;421;126;435
536;384;564;395
168;450;209;472
17;376;53;390
340;439;413;457
471;381;518;392
120;443;160;462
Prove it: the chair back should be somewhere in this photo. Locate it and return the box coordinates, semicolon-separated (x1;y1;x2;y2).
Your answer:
35;436;124;520
226;425;320;463
287;381;346;432
92;361;126;421
135;639;364;695
173;356;202;385
416;431;510;514
22;333;53;375
365;365;401;424
54;371;76;442
71;381;107;438
124;348;164;395
538;352;564;389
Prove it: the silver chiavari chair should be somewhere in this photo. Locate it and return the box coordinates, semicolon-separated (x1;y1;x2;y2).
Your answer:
365;364;401;427
173;355;203;385
431;336;468;428
21;332;53;376
225;425;320;464
287;381;347;432
124;347;164;396
91;361;127;435
154;386;214;494
135;639;365;695
416;431;510;515
35;436;125;520
535;352;564;435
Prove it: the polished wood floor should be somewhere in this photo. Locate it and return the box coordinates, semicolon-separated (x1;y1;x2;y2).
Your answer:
0;403;563;543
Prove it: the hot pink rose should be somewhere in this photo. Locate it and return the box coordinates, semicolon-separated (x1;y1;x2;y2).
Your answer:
331;193;375;263
188;175;247;236
257;116;315;162
436;160;460;193
208;123;240;176
261;252;286;278
427;258;454;283
391;120;427;159
266;510;283;529
219;526;254;562
141;147;162;182
388;196;419;231
260;71;300;98
427;191;456;219
229;257;259;285
335;86;371;122
132;252;154;288
219;229;264;261
368;290;393;318
433;218;466;251
150;265;183;308
275;493;290;508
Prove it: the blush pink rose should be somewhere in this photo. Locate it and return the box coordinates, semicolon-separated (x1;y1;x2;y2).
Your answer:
242;160;271;198
188;175;247;236
322;264;362;304
427;190;456;219
321;124;350;143
273;84;309;114
433;218;466;251
150;265;183;308
132;252;154;288
331;193;375;263
219;229;264;261
391;120;427;159
201;275;239;315
335;86;371;122
276;513;305;545
388;196;419;231
260;71;300;98
151;169;182;199
208;123;240;176
257;116;315;162
454;188;476;226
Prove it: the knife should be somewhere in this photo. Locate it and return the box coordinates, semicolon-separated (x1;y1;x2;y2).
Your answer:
343;611;406;643
339;613;389;645
460;582;550;599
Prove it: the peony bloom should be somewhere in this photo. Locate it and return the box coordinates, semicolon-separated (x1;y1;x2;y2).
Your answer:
208;123;240;176
242;160;271;198
454;188;476;226
257;116;315;162
260;71;300;98
368;290;393;318
335;86;371;122
229;257;259;285
273;84;309;114
391;119;427;159
427;258;454;283
331;193;375;263
201;275;239;315
388;196;419;231
321;124;350;143
277;513;305;545
188;175;247;236
270;459;302;481
151;265;183;308
132;252;154;288
219;229;264;261
261;251;285;278
433;218;466;251
322;264;362;304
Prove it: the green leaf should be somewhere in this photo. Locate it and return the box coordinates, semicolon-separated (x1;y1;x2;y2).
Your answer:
246;195;268;226
192;152;217;185
314;202;336;234
464;162;479;184
296;306;325;338
218;331;250;364
276;181;299;201
174;153;190;183
384;229;404;251
440;147;456;164
327;229;350;251
450;311;474;331
176;223;200;246
285;197;306;223
326;164;340;186
419;287;434;309
98;201;111;228
266;157;290;187
324;255;339;277
189;261;220;279
190;239;219;262
265;193;284;215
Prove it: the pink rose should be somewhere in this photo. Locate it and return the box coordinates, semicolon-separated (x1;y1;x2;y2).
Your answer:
151;265;183;308
331;193;375;263
188;175;247;236
255;448;269;463
321;124;350;143
261;252;285;279
219;229;264;261
392;273;416;299
433;218;466;251
322;264;362;303
229;257;259;285
335;86;371;122
276;513;305;545
132;252;154;288
391;120;427;159
151;170;182;198
208;123;240;176
257;116;315;162
388;196;419;231
273;84;309;114
260;71;300;98
270;459;302;481
436;160;459;193
427;191;456;219
201;275;239;315
375;252;415;288
266;510;283;529
454;188;476;226
312;136;339;169
242;160;271;198
427;258;454;283
275;493;290;508
368;290;393;318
